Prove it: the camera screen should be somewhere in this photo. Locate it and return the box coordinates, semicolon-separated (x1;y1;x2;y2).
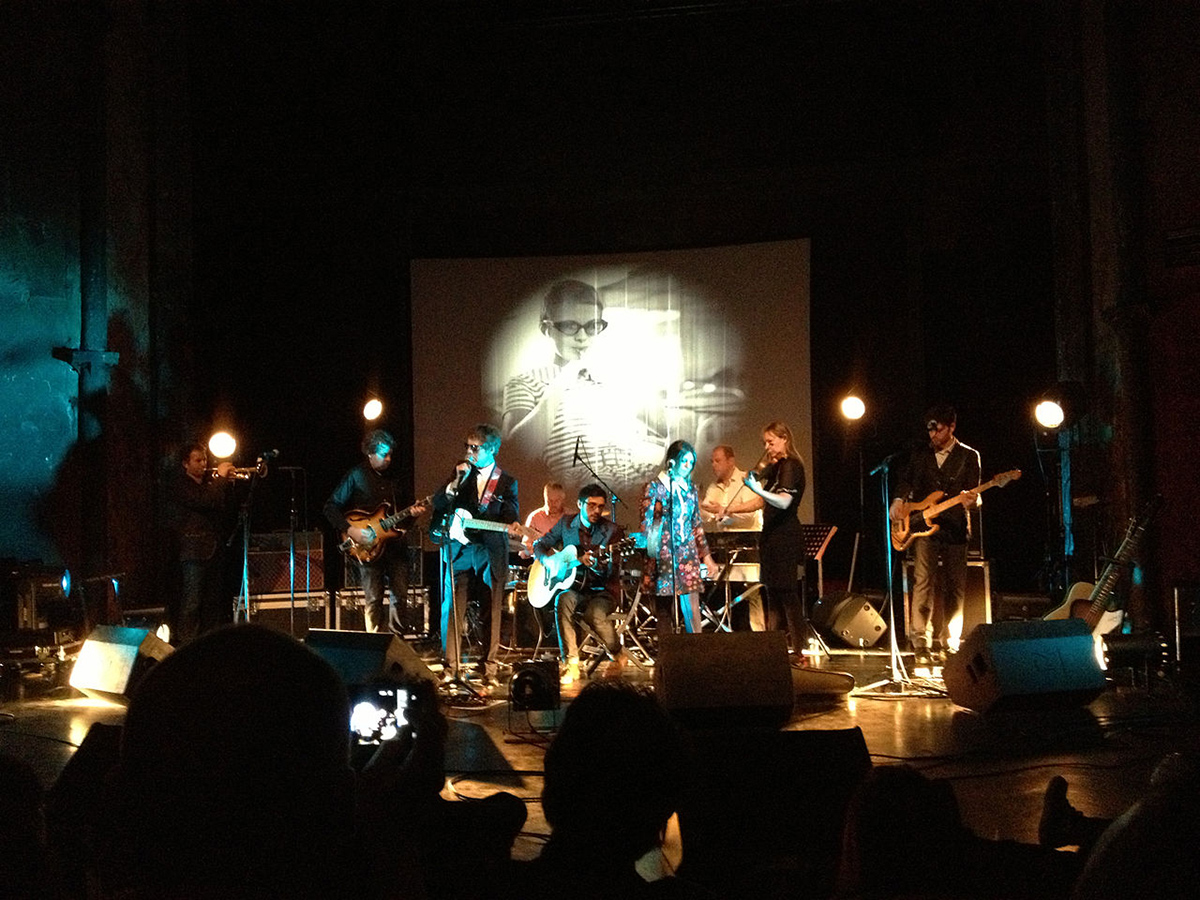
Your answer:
349;685;408;744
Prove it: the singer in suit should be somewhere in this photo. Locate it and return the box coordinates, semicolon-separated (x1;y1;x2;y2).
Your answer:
431;423;521;687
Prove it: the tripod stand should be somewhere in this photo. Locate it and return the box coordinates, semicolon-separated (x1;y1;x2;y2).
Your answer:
855;451;918;695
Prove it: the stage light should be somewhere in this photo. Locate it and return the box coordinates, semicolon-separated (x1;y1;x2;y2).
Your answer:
1034;381;1085;430
840;395;866;421
208;431;237;459
2;561;76;631
363;398;383;420
1035;400;1065;429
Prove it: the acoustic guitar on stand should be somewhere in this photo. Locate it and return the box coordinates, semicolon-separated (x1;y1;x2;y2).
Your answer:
1043;495;1163;636
339;497;433;563
891;469;1022;552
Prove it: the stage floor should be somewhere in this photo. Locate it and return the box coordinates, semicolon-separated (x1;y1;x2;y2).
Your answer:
3;630;1197;878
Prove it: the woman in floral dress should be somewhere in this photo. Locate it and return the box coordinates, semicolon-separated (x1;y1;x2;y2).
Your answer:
640;440;718;636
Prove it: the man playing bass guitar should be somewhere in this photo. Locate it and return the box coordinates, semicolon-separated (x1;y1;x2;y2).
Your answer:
889;404;980;662
531;483;630;685
324;429;429;633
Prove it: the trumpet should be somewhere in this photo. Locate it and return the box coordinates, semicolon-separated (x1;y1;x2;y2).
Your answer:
210;459;268;480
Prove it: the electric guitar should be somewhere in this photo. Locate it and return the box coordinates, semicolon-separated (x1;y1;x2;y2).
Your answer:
430;507;541;547
1043;495;1163;635
891;469;1021;552
527;538;636;609
339;496;433;563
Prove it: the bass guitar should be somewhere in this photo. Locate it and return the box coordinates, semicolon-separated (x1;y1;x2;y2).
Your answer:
527;538;636;609
1043;495;1163;636
891;469;1021;552
339;496;433;563
430;507;541;547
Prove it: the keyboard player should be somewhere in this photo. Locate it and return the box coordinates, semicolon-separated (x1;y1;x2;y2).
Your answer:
701;445;762;532
700;444;764;630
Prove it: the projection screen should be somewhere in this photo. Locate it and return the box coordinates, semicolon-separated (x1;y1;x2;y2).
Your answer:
412;239;812;530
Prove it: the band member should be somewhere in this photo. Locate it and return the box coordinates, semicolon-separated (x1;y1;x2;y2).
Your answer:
523;482;568;556
324;429;429;634
431;423;521;687
532;484;630;685
889;404;980;658
640;440;718;636
166;443;235;645
701;443;765;631
738;421;809;662
701;444;763;531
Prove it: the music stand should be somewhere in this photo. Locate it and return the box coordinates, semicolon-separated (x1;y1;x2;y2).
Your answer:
798;524;838;659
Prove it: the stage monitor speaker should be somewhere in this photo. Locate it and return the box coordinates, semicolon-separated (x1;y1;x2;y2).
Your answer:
510;659;560;711
943;618;1106;713
828;595;887;647
304;629;436;688
68;625;174;701
655;631;794;728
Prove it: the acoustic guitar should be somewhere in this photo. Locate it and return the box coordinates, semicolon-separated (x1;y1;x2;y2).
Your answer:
891;469;1021;552
1043;495;1163;636
526;537;635;609
339;496;432;563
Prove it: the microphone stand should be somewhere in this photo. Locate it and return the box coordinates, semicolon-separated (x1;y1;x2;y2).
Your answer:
856;450;914;694
276;465;307;637
437;467;482;703
230;459;266;626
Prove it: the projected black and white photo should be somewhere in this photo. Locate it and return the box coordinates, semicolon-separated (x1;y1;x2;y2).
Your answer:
412;240;812;526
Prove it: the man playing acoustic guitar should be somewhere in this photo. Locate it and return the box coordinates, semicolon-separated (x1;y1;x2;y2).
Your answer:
531;484;630;685
889;404;980;662
324;429;429;633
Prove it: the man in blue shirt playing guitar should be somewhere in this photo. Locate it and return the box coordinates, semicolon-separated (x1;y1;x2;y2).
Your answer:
530;484;630;685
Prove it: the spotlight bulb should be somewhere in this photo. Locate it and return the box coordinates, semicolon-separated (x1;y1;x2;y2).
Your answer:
841;396;866;421
363;399;383;421
1035;400;1065;429
208;431;237;459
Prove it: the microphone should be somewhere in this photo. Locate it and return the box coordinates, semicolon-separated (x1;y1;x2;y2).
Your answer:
452;460;471;492
572;436;581;467
260;449;280;460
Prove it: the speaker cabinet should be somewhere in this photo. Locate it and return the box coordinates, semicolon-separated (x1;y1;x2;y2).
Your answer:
828;595;887;647
655;631;794;728
304;629;436;688
68;625;174;701
902;558;992;641
943;618;1106;713
509;659;561;711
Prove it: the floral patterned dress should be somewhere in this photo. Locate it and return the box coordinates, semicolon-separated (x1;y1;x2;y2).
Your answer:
640;473;711;596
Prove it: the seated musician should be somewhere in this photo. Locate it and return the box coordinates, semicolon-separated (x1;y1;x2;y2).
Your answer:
532;484;630;685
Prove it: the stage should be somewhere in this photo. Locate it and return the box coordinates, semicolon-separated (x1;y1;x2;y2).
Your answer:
3;624;1196;894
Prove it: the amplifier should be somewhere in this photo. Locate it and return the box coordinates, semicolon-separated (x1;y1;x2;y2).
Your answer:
248;531;324;593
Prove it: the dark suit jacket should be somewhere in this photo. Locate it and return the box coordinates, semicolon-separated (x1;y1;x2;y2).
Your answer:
432;464;520;567
533;513;625;592
895;440;981;544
